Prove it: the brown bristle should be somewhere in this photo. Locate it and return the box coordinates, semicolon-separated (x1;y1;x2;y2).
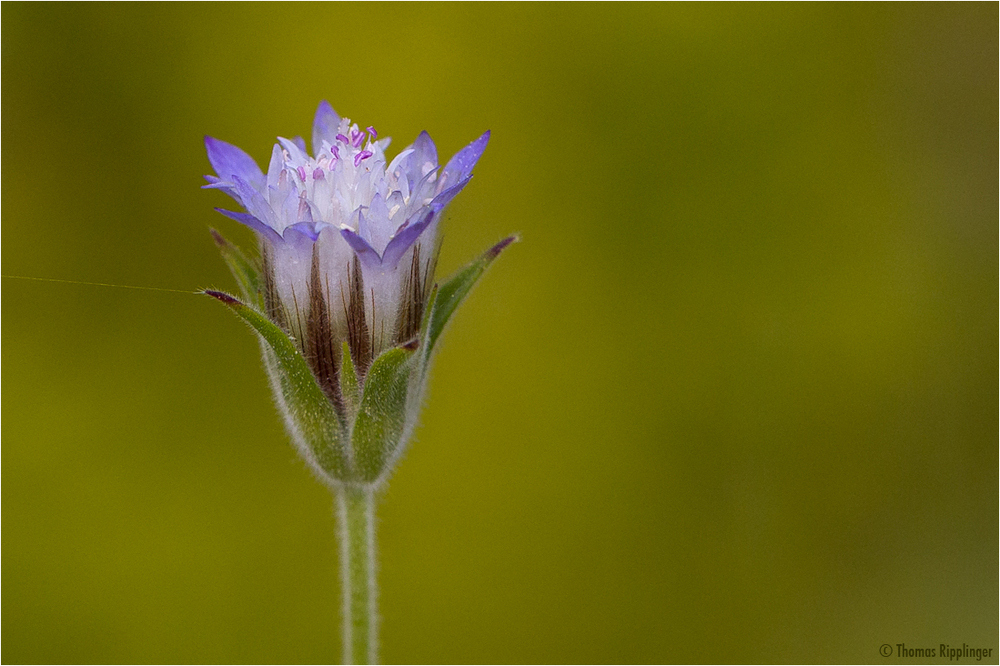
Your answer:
305;245;342;410
393;244;425;345
261;243;289;331
209;228;228;248
422;240;440;305
346;255;372;379
290;286;305;351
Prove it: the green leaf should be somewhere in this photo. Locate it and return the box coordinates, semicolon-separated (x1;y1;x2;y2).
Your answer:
424;235;517;363
203;290;348;479
210;229;263;307
340;341;361;422
352;346;416;483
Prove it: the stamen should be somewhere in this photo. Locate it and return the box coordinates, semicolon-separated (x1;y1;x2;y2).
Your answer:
366;126;378;141
336;133;350;144
351;129;364;147
354;150;373;167
297;166;307;181
313;168;324;180
331;146;340;160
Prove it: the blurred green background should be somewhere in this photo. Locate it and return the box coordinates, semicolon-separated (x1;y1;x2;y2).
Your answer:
3;4;996;664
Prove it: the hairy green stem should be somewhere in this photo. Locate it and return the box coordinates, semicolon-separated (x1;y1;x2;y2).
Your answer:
338;486;377;664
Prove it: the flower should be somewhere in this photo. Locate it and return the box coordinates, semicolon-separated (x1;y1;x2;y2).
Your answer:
202;101;513;487
205;100;488;368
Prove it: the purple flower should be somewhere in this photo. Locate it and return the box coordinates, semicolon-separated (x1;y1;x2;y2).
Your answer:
202;104;514;665
203;101;514;494
204;100;489;379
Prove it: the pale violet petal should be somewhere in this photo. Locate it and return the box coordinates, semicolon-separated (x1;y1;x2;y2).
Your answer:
439;130;489;191
204;136;264;189
312;100;342;155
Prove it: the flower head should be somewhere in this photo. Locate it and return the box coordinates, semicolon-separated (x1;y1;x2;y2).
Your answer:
203;102;512;488
205;101;489;370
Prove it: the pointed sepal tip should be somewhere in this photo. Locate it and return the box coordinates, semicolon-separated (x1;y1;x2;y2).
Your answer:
202;288;242;306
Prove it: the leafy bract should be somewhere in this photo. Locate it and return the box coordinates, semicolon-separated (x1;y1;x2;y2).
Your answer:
204;290;348;479
210;229;263;307
352;346;416;483
423;235;517;364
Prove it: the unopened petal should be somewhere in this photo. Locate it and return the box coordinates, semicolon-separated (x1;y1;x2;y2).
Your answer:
266;144;284;190
233;175;278;228
312;100;342;155
277;136;309;166
366;194;394;254
411;131;438;179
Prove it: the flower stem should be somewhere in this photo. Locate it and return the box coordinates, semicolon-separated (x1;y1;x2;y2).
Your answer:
337;486;377;664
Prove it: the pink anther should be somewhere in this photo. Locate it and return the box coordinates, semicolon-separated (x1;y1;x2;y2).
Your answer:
354;150;373;167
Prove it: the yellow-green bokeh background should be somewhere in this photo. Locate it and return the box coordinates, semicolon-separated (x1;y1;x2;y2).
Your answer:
3;4;996;663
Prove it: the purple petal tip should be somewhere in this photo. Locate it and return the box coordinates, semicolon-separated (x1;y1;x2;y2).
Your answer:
340;228;383;267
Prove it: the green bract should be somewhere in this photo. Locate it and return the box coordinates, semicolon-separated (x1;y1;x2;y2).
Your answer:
205;233;515;488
